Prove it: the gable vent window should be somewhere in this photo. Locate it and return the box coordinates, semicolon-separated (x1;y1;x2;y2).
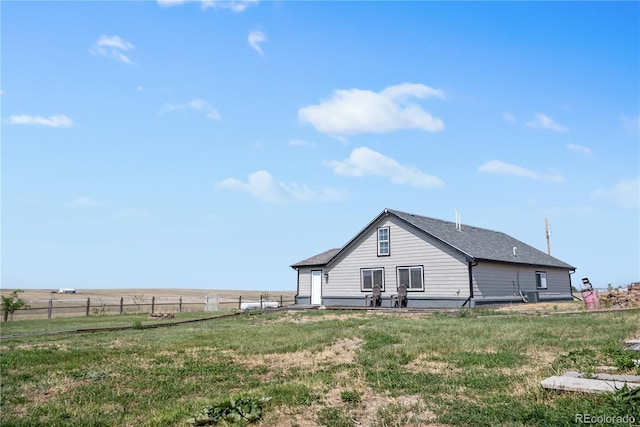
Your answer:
536;271;548;290
377;227;390;256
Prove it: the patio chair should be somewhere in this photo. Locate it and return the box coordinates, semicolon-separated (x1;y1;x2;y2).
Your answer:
365;284;382;307
391;284;408;308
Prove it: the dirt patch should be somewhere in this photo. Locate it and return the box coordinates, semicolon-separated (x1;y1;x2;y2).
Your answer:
264;387;436;426
277;312;369;324
234;338;364;375
496;301;583;312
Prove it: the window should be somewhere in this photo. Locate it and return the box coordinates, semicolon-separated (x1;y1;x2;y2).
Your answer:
377;227;390;256
397;266;424;291
361;268;384;291
536;271;548;290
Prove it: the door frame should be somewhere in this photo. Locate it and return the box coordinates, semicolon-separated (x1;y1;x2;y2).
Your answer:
310;270;322;305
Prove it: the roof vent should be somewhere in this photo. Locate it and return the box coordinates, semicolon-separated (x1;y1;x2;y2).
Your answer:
513;246;518;257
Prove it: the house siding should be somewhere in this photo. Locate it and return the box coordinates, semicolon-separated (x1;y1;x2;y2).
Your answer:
472;262;572;301
320;216;470;299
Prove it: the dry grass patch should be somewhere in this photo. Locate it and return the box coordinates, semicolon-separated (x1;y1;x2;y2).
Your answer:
277;311;369;324
232;338;364;375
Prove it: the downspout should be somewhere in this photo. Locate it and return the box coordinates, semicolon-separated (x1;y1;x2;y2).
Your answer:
462;258;478;307
569;269;582;301
295;268;300;304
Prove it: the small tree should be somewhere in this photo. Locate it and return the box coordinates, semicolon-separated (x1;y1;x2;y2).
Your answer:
2;290;30;322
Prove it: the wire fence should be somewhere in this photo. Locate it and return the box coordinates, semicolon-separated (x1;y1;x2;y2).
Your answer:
2;294;296;321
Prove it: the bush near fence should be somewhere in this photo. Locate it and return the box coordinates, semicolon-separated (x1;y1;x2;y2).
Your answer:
1;294;296;321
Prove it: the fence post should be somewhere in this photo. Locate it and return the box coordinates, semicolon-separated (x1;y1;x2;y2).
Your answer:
260;294;263;309
179;297;182;313
280;295;283;307
151;296;155;314
86;298;90;317
120;297;124;315
48;299;53;319
238;295;242;310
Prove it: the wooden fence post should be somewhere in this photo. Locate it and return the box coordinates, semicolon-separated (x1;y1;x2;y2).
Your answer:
280;295;283;307
238;295;242;310
260;294;263;309
48;299;53;319
86;298;90;317
120;297;124;315
179;297;182;313
151;296;155;314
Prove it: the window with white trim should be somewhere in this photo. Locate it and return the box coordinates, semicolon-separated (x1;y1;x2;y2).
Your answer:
536;271;548;290
361;268;384;291
397;266;424;291
377;227;390;256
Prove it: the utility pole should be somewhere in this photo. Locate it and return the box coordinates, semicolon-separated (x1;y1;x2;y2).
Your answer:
545;218;551;255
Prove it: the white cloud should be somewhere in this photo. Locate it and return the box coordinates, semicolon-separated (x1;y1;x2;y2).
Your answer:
324;147;444;189
216;170;346;203
621;114;640;134
157;0;258;12
502;112;515;122
567;143;592;156
157;0;185;6
9;114;73;128
202;0;258;11
248;30;266;56
525;113;568;132
161;99;221;120
68;197;107;207
90;35;135;64
478;160;564;182
289;139;315;147
298;83;445;136
592;177;639;209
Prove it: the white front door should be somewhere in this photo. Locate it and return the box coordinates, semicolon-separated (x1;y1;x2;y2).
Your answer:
311;270;322;305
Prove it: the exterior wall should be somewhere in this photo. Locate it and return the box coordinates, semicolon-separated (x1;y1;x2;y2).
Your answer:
316;296;471;308
472;262;572;301
297;268;312;298
318;216;470;301
294;216;573;307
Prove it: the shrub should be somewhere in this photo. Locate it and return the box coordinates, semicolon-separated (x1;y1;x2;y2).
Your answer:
2;290;29;321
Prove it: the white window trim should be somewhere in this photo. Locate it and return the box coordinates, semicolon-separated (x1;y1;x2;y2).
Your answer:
377;227;390;256
396;266;424;291
536;271;548;290
361;267;385;292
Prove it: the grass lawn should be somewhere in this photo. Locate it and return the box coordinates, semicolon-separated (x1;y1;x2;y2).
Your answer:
1;309;639;426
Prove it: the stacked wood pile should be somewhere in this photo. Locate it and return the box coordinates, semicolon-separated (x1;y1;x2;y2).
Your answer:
598;283;640;308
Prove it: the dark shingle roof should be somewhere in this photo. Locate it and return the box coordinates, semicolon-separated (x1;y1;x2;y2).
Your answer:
291;248;341;268
388;209;575;269
291;209;575;270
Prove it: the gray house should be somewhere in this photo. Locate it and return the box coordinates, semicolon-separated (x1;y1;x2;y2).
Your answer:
291;208;576;308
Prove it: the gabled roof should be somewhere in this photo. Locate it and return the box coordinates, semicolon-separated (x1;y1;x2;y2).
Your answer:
291;208;575;270
291;248;341;268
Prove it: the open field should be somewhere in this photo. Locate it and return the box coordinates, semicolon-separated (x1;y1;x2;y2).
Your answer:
1;289;298;321
1;308;639;426
0;288;297;301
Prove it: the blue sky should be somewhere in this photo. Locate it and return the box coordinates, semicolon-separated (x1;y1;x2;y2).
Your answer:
2;1;638;292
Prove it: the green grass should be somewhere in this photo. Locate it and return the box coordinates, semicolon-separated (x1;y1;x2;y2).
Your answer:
0;311;236;336
1;309;639;426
